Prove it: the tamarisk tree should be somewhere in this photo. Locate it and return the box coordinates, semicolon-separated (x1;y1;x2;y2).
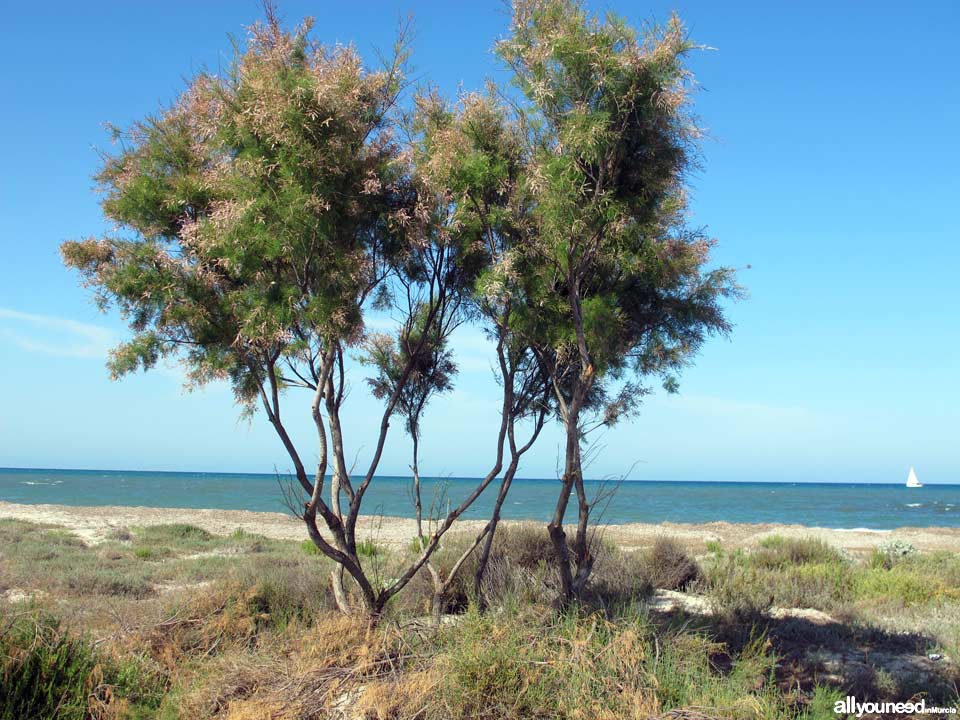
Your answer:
61;11;526;618
413;90;553;610
489;0;741;600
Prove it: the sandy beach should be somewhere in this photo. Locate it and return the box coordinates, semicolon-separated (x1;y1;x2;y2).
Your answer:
2;500;958;554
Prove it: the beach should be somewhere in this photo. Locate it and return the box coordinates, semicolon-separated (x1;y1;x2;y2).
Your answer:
3;499;958;554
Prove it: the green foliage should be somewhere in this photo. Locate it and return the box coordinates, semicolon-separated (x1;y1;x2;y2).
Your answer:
492;0;739;387
753;535;847;569
356;539;381;558
802;686;850;720
415;0;738;434
301;538;321;556
137;524;213;543
0;613;164;720
62;13;412;411
854;567;953;606
134;545;163;560
427;608;792;719
870;539;919;569
302;537;378;560
362;303;459;444
0;614;96;720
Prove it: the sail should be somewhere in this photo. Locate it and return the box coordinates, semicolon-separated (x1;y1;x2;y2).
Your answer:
906;467;922;488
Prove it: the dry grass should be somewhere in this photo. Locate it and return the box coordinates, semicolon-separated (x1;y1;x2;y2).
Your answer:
644;536;701;591
3;518;959;718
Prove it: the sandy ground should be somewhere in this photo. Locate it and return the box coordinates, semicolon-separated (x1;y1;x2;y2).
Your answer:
2;500;959;555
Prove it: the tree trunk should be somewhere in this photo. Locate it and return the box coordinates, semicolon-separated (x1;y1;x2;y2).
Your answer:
474;455;520;607
329;468;350;612
412;431;423;541
548;404;581;602
331;566;350;614
427;563;444;626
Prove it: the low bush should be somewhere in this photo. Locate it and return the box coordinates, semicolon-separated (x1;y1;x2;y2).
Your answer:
705;551;852;618
356;538;381;557
752;535;846;569
870;539;919;569
136;523;213;546
854;567;951;606
588;545;654;604
300;538;321;556
706;557;774;628
147;560;336;667
412;607;793;720
0;613;163;720
643;537;701;590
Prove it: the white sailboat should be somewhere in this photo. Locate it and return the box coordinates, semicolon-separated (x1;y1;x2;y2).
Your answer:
906;466;923;488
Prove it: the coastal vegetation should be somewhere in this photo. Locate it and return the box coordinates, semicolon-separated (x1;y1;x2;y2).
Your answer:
1;519;958;717
61;0;735;617
41;0;956;717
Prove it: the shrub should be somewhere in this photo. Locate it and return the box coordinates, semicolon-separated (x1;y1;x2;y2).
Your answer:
357;539;381;558
134;546;172;561
644;537;701;591
301;537;380;558
0;614;97;720
705;550;852;617
871;539;919;569
854;567;948;606
0;613;163;720
588;546;654;604
107;527;133;542
396;526;560;617
416;608;791;720
706;558;774;628
137;523;213;544
301;538;321;556
753;535;845;569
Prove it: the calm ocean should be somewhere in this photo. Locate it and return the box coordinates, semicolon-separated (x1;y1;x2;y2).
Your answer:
1;468;958;530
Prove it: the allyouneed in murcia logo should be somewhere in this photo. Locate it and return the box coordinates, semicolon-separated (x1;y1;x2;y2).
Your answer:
834;696;958;717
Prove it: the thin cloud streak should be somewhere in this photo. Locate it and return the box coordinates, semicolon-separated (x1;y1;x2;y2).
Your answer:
0;307;115;359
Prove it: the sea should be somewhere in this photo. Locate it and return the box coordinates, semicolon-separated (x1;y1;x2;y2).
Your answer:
2;468;959;530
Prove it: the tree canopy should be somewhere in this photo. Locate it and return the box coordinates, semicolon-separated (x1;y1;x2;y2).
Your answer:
63;0;739;613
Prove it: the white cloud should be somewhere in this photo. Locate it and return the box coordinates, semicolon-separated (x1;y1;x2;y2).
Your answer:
0;307;115;359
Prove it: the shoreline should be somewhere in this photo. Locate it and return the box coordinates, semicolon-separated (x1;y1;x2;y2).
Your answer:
3;500;960;554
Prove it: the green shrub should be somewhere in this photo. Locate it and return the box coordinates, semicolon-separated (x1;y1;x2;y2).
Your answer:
705;550;852;616
134;545;173;561
753;536;845;569
357;539;381;557
423;608;793;720
854;567;948;606
137;524;213;545
0;614;96;720
870;539;919;569
300;538;321;555
0;613;163;720
301;537;380;558
706;558;774;625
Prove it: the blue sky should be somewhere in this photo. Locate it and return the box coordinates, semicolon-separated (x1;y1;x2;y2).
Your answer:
1;0;958;484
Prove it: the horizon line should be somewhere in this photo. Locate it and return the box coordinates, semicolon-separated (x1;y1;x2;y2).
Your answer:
1;466;955;487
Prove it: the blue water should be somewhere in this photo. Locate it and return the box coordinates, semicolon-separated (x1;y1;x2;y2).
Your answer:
1;468;958;530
